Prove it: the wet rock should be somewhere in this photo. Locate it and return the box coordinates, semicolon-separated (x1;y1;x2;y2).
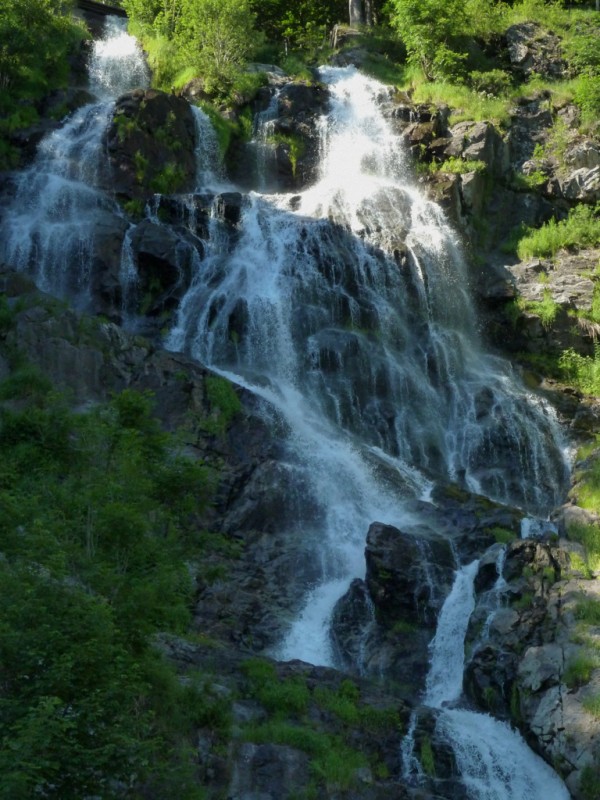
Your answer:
128;219;199;317
105;89;197;201
464;535;600;796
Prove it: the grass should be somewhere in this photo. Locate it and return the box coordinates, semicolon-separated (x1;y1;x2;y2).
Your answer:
567;521;600;573
516;205;600;261
582;694;600;719
575;598;600;626
559;346;600;397
428;157;487;175
581;760;600;800
242;721;368;789
410;78;512;126
564;653;598;689
518;289;560;330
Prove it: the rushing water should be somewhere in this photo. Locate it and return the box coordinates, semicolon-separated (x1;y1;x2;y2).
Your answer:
167;66;568;663
415;560;571;799
1;17;149;304
0;19;573;797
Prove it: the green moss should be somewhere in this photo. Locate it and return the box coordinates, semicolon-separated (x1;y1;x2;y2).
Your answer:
420;736;435;777
203;375;242;434
489;526;517;544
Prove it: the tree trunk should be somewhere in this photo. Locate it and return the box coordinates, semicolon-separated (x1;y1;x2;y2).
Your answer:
349;0;364;25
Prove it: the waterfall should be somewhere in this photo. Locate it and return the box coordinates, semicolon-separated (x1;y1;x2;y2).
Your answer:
410;561;570;799
0;17;149;305
0;27;575;796
168;67;568;664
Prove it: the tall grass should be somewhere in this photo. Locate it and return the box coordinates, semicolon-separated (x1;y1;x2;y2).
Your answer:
517;205;600;260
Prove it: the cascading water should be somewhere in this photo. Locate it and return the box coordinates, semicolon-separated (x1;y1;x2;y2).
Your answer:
0;25;574;796
168;66;568;664
0;17;148;303
406;559;570;799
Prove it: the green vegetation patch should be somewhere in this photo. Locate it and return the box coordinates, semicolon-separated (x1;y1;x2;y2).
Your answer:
516;205;600;261
0;358;232;797
564;652;598;689
566;521;600;573
204;374;243;434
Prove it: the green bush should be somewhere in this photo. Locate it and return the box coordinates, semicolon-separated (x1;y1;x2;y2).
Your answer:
0;378;223;796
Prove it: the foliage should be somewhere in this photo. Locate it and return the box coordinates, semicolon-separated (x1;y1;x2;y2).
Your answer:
582;694;600;719
563;652;598;689
516;205;600;260
204;374;242;433
411;79;512;126
559;346;600;398
249;0;346;51
581;760;600;800
429;157;487;175
489;526;517;544
575;598;600;626
388;0;469;81
518;289;559;330
175;0;258;95
0;0;85;111
469;68;512;96
0;367;224;796
566;520;600;572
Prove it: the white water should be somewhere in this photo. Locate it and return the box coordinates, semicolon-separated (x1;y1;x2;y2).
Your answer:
168;67;568;664
1;17;149;302
424;560;480;709
411;558;570;799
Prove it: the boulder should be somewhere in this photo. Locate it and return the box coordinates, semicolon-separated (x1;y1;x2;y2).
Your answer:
505;23;567;80
560;166;600;203
105;89;197;202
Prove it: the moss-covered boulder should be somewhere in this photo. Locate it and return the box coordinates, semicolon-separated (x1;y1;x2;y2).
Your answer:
105;88;197;203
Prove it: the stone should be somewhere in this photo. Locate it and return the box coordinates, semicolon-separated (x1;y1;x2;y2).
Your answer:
105;89;197;202
560;166;600;202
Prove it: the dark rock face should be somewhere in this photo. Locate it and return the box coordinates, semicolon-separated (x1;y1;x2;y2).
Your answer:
105;89;197;201
332;489;523;698
229;80;330;192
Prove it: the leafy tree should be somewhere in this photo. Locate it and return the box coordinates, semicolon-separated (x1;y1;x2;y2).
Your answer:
249;0;346;49
388;0;469;80
175;0;258;93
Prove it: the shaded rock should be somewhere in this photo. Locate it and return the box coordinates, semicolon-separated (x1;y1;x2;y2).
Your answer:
228;743;311;800
105;89;197;201
506;23;567;80
365;522;455;628
128;218;199;317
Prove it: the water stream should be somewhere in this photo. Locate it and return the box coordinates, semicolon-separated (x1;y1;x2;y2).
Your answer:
422;561;570;799
0;18;573;798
